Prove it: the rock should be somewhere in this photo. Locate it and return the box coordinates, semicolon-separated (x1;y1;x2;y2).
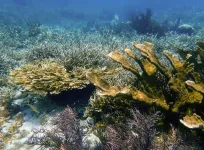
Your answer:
82;128;88;135
10;103;21;114
12;98;24;105
24;95;33;101
82;133;102;150
13;91;23;99
86;117;94;126
177;24;195;35
13;91;28;99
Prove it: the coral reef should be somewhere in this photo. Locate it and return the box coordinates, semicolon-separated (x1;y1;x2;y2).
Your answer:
87;41;204;129
9;60;89;94
1;5;204;149
0;85;22;147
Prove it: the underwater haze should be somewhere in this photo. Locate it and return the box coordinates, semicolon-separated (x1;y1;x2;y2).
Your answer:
1;0;204;18
0;0;204;150
1;0;204;23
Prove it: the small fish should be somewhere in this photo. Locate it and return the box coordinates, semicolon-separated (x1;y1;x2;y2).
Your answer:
27;104;40;114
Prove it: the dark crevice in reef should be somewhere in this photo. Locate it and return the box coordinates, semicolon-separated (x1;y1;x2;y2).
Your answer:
48;84;95;117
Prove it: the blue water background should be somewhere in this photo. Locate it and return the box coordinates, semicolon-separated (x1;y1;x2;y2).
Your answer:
0;0;204;27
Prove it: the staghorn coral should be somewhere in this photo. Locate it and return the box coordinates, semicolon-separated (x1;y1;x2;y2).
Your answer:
0;113;24;145
24;28;127;69
0;87;16;127
26;20;42;37
86;41;204;129
9;60;89;95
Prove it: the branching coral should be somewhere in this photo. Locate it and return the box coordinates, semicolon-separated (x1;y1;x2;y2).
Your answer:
0;86;22;146
9;60;89;94
0;113;24;145
0;87;16;127
195;41;204;80
25;28;125;69
176;41;204;81
87;41;204;129
26;20;42;37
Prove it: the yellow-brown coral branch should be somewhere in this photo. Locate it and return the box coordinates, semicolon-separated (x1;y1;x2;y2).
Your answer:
107;51;140;76
124;48;156;76
141;59;157;76
163;51;184;71
180;113;204;129
186;80;204;94
132;42;172;79
130;89;169;110
86;71;130;97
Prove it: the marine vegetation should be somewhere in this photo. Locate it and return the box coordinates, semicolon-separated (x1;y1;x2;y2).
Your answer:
29;106;83;150
103;110;199;150
86;41;204;130
29;107;200;150
103;109;159;150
